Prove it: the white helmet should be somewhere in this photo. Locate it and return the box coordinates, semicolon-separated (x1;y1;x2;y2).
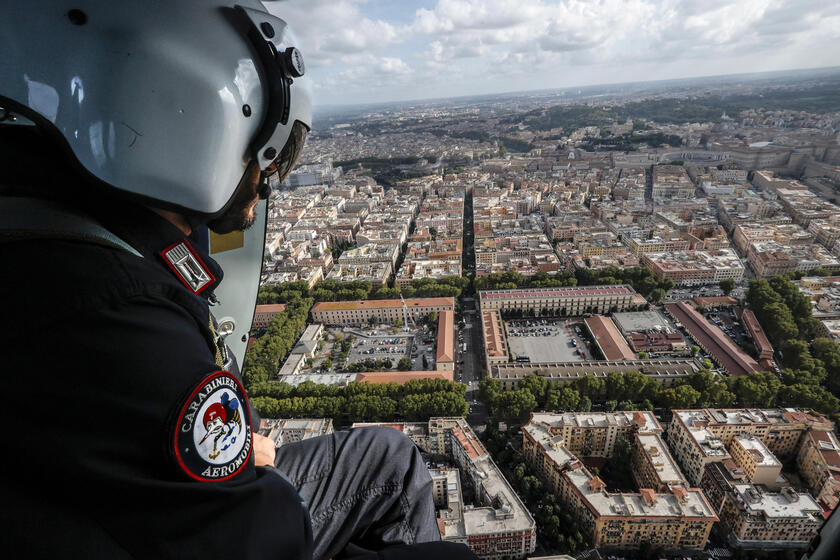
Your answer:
0;1;312;216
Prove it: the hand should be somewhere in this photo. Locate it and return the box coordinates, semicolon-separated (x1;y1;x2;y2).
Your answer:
253;433;276;467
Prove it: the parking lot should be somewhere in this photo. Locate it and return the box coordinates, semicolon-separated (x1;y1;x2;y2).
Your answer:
505;319;593;363
700;306;756;357
347;334;412;365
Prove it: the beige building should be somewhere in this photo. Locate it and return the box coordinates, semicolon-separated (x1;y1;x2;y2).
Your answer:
436;310;455;371
252;303;287;329
719;485;822;549
478;285;636;315
730;435;782;489
258;418;334;447
796;429;840;511
526;411;662;458
311;297;455;326
642;249;745;286
667;409;832;486
356;418;537;559
632;432;688;492
523;413;717;550
489;358;698;391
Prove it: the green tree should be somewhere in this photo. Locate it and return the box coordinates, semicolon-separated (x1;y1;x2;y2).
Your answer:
659;384;701;409
397;357;412;371
546;386;581;411
479;377;503;403
518;374;549;407
578;395;592;412
719;278;736;295
649;288;666;303
321;358;333;371
492;389;537;423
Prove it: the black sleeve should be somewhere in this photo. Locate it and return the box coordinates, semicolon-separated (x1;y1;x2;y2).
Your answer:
9;291;312;559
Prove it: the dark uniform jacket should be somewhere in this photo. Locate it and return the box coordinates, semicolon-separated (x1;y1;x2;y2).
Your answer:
0;201;313;558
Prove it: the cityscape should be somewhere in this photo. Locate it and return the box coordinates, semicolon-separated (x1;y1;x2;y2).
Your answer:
248;66;840;560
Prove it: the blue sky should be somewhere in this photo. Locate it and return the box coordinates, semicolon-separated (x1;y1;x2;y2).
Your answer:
267;0;840;106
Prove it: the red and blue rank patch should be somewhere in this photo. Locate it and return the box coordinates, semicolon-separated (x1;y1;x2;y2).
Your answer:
172;371;252;481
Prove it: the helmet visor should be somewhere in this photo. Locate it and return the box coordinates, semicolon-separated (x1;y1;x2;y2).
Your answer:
261;120;307;186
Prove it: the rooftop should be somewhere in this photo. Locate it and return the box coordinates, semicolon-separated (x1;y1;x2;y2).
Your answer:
529;411;662;433
732;484;821;520
313;297;455;311
733;435;781;468
612;310;673;333
585;315;636;361
637;433;687;486
665;302;760;377
436;310;454;363
355;371;454;385
480;285;634;300
565;466;716;519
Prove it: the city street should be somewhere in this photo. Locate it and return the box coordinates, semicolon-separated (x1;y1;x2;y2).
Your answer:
456;299;489;426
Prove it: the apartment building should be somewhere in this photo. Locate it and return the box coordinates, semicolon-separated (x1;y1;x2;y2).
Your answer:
311;297;455;326
652;165;695;201
729;435;783;489
667;408;832;486
478;285;636;315
796;429;840;511
719;485;822;549
527;411;662;458
357;419;537;559
522;413;717;550
642;249;745;286
632;432;689;492
259;418;334;448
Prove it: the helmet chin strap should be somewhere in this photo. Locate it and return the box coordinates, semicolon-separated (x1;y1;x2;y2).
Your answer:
258;180;271;200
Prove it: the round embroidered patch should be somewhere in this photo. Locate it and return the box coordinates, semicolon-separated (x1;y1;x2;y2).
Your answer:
173;371;252;481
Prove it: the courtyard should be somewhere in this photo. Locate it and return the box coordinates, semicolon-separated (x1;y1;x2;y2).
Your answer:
505;318;594;363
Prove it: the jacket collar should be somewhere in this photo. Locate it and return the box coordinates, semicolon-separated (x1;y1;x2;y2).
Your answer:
95;204;224;298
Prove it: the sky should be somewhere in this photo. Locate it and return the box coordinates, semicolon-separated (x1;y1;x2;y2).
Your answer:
266;0;840;107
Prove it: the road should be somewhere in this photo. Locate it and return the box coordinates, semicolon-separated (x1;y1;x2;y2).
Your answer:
455;298;489;427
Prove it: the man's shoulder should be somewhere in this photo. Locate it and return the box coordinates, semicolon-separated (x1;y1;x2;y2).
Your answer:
0;237;199;320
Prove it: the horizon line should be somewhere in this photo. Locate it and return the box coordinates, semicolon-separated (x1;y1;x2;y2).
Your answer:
314;64;840;113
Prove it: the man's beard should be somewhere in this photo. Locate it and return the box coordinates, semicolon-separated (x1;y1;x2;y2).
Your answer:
206;185;259;234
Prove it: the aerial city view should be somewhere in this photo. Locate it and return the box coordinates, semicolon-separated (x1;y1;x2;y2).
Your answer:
4;1;840;559
249;65;840;559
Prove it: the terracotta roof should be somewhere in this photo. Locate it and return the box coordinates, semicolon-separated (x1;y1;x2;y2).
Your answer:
640;488;657;506
436;310;455;363
451;425;484;459
741;309;773;357
482;310;507;357
254;304;287;313
588;476;606;491
481;285;633;300
692;296;738;307
665;302;760;377
810;430;840;467
312;297;455;311
585;315;635;361
355;371;454;385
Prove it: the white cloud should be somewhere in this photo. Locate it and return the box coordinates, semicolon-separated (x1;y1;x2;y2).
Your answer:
265;0;840;104
267;0;401;66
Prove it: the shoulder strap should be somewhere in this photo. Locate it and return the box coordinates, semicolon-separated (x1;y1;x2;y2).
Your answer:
0;196;143;258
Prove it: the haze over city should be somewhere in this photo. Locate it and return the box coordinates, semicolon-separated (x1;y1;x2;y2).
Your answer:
272;0;840;105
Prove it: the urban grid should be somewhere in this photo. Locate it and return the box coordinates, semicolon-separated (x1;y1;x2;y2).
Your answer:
247;69;840;560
